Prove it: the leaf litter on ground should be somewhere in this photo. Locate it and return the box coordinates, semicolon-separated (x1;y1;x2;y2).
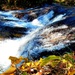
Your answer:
1;51;75;75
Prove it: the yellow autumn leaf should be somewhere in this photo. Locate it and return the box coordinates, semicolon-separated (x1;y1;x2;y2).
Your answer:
68;63;73;69
1;73;14;75
9;56;23;65
26;62;31;66
62;59;67;63
62;59;73;70
68;70;75;75
55;0;65;2
1;66;16;75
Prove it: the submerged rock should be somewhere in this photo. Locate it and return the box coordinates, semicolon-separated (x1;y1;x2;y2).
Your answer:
0;26;28;38
21;22;75;59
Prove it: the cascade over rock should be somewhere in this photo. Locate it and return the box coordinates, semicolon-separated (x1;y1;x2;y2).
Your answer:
0;4;75;73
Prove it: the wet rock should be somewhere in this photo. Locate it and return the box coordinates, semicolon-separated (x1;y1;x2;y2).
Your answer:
24;22;75;59
0;26;28;38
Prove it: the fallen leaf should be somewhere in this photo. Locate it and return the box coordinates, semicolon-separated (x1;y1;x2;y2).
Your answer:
1;65;16;75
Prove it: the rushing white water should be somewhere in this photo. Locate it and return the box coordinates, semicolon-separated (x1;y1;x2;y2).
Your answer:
22;25;69;59
0;5;75;73
0;9;55;73
0;28;40;73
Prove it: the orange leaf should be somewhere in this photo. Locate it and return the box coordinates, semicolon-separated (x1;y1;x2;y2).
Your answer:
1;65;16;75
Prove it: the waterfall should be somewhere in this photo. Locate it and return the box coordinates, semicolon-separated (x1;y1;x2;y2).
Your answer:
0;4;75;73
0;28;40;73
0;9;55;73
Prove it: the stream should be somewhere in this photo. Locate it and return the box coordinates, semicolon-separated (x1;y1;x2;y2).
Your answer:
0;4;75;73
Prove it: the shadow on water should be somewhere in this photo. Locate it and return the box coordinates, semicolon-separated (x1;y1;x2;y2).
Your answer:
33;43;75;59
0;26;28;38
59;16;75;26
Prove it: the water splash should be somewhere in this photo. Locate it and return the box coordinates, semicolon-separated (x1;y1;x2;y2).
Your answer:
0;28;40;73
0;4;75;73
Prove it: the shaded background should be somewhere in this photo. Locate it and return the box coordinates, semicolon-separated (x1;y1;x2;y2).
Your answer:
0;0;75;10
